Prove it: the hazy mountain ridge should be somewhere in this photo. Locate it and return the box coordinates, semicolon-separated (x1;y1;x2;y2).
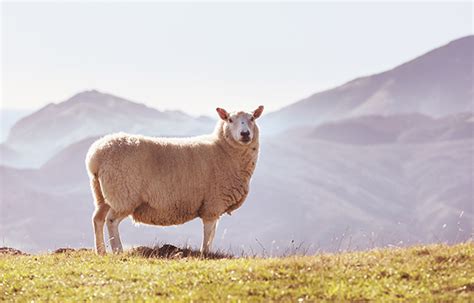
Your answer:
262;36;474;134
0;109;32;143
308;112;474;145
1;90;215;168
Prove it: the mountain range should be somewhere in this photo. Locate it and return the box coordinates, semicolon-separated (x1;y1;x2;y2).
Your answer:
1;36;472;253
262;35;473;134
1;90;214;168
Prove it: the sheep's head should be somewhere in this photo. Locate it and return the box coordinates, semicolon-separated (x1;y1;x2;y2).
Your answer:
216;106;264;146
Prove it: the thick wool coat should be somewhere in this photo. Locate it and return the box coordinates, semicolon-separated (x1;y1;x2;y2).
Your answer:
85;120;259;225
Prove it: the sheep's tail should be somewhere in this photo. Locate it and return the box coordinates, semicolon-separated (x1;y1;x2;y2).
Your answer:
90;174;105;205
85;139;105;206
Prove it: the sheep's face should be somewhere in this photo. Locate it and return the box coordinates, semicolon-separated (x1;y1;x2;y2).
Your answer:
216;106;264;146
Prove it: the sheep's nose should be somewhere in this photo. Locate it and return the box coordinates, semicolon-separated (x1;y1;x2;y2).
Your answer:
240;130;250;138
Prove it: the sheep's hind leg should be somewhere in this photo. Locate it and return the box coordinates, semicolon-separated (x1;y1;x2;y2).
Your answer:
92;203;110;255
201;219;218;254
106;209;127;253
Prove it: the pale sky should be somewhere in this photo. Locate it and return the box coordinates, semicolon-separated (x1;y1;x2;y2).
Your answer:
1;1;472;116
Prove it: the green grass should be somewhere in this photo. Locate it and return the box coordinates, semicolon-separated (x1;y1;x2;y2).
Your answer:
1;243;472;302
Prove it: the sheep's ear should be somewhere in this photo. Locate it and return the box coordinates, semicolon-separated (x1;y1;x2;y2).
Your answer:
253;105;264;119
216;107;229;120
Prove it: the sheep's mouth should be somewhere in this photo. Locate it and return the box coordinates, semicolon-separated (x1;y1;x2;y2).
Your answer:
240;137;251;144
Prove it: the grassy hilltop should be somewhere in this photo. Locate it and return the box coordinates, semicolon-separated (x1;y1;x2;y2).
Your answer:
0;243;472;302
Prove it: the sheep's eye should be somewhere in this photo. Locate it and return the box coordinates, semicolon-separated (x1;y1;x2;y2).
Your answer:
250;117;255;122
228;118;233;123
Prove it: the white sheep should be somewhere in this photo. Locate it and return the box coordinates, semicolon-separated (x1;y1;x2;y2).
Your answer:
85;106;264;255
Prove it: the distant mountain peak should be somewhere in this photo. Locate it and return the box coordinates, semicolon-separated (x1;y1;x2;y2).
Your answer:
2;89;216;168
69;89;104;99
65;89;129;105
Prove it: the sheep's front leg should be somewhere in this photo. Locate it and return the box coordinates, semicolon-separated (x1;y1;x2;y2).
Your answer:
201;219;218;254
106;209;127;254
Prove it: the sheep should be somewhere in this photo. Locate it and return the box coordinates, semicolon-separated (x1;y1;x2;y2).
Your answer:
85;105;264;255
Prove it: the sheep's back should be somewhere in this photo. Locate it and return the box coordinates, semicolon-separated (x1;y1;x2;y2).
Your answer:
86;132;219;217
86;133;147;175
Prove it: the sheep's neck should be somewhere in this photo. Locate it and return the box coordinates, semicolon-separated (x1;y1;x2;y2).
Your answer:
217;140;259;214
236;144;259;177
218;139;259;177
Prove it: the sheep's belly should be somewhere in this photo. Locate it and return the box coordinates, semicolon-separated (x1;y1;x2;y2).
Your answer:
131;202;198;226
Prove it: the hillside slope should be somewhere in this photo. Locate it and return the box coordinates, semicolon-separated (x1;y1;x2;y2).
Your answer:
308;112;474;145
262;36;474;133
0;109;32;142
0;243;472;301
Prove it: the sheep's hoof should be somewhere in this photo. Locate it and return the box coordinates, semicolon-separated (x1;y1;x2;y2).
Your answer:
112;250;123;255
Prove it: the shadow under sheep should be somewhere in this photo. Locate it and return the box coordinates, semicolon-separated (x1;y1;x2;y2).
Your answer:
1;244;233;259
128;244;233;259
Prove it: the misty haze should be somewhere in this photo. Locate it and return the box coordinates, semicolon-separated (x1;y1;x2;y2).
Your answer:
1;36;472;255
